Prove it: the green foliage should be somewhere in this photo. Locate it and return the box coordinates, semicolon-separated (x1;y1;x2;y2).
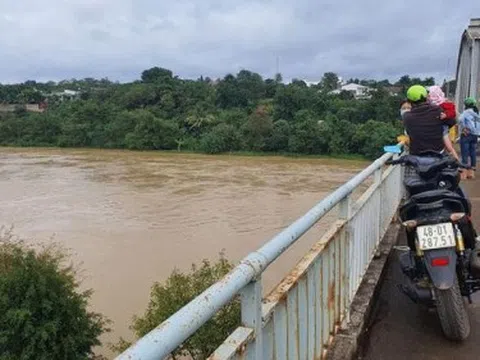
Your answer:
353;120;402;159
113;251;240;360
265;119;291;152
241;105;274;151
199;123;241;154
0;69;435;159
395;75;435;92
124;110;180;150
273;83;312;121
0;228;109;360
324;114;359;154
288;110;326;154
141;67;173;84
320;72;340;92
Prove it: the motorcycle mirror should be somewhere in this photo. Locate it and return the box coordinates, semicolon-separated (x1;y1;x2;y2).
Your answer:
383;145;402;154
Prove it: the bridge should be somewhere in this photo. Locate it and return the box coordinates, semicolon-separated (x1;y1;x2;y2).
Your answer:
116;18;480;360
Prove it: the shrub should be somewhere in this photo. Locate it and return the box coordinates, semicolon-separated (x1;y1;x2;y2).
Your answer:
0;227;109;360
113;251;241;360
199;124;241;154
352;120;400;159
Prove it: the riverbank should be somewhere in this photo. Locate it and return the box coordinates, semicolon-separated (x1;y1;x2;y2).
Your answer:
0;145;370;163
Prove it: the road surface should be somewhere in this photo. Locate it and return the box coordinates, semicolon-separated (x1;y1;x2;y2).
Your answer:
360;176;480;360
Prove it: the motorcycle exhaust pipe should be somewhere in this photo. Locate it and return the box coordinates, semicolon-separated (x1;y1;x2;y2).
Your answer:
397;281;433;306
395;246;433;305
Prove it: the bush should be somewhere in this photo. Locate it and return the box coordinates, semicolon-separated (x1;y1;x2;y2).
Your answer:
264;119;291;152
241;105;274;151
124;111;180;150
353;120;401;159
0;227;109;360
288;110;326;154
113;251;241;360
199;124;241;154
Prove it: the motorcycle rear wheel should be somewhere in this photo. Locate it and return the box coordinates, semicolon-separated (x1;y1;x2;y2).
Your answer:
434;278;470;341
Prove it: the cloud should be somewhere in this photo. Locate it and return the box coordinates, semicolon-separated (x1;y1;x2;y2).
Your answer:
0;0;479;83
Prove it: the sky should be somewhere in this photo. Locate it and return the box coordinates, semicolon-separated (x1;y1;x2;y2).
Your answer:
1;0;480;84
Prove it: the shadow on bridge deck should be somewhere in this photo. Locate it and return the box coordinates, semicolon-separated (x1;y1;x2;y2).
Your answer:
359;176;480;360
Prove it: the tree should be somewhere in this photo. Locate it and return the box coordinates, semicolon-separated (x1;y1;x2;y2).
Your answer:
352;120;400;158
273;84;311;121
396;75;411;87
291;79;307;87
236;70;265;105
323;114;358;154
274;73;283;84
20;112;62;146
0;65;421;159
216;74;248;109
359;79;377;88
141;67;173;83
241;105;274;151
265;119;291;152
422;77;435;87
121;84;157;109
125;111;180;150
199;124;241;154
0;228;109;359
104;110;142;148
320;72;340;92
376;79;391;88
15;88;44;104
288;110;326;154
264;78;277;98
113;252;240;360
337;90;355;101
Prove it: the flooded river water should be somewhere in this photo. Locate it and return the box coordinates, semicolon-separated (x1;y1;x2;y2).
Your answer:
0;148;368;358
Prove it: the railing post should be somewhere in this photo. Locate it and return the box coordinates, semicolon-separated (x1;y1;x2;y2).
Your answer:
339;195;352;329
339;195;352;220
374;168;383;244
240;277;263;358
374;168;382;185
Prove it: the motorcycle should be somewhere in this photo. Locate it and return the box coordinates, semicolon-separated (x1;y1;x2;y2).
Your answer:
386;151;480;341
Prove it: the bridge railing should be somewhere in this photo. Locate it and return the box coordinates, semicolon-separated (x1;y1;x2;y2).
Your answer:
117;150;404;360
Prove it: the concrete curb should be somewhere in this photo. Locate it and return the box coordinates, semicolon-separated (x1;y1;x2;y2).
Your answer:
325;221;401;360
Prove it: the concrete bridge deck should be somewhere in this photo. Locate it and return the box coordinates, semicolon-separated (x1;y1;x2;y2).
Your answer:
360;176;480;360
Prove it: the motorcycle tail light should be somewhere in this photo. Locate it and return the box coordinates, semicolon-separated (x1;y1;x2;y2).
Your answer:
431;257;450;267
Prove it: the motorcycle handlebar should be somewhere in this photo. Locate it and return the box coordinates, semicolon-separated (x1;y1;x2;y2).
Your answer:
385;155;465;169
385;158;403;166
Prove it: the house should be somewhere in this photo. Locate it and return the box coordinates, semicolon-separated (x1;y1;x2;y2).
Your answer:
0;103;46;113
330;83;373;99
44;89;81;101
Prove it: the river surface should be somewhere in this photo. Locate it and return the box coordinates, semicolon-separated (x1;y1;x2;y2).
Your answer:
0;148;369;358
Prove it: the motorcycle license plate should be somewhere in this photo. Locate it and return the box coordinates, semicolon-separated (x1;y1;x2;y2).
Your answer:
416;222;456;250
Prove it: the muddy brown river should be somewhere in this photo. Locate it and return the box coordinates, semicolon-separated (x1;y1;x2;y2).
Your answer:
0;148;368;358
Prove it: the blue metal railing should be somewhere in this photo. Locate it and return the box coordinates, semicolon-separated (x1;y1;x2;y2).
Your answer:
117;149;403;360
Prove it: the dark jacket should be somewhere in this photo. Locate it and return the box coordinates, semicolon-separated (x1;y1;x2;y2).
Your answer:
403;103;456;155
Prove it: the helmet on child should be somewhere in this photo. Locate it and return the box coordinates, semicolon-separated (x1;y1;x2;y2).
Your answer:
406;85;428;102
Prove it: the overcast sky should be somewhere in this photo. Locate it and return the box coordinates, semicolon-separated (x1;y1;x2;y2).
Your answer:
1;0;479;84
